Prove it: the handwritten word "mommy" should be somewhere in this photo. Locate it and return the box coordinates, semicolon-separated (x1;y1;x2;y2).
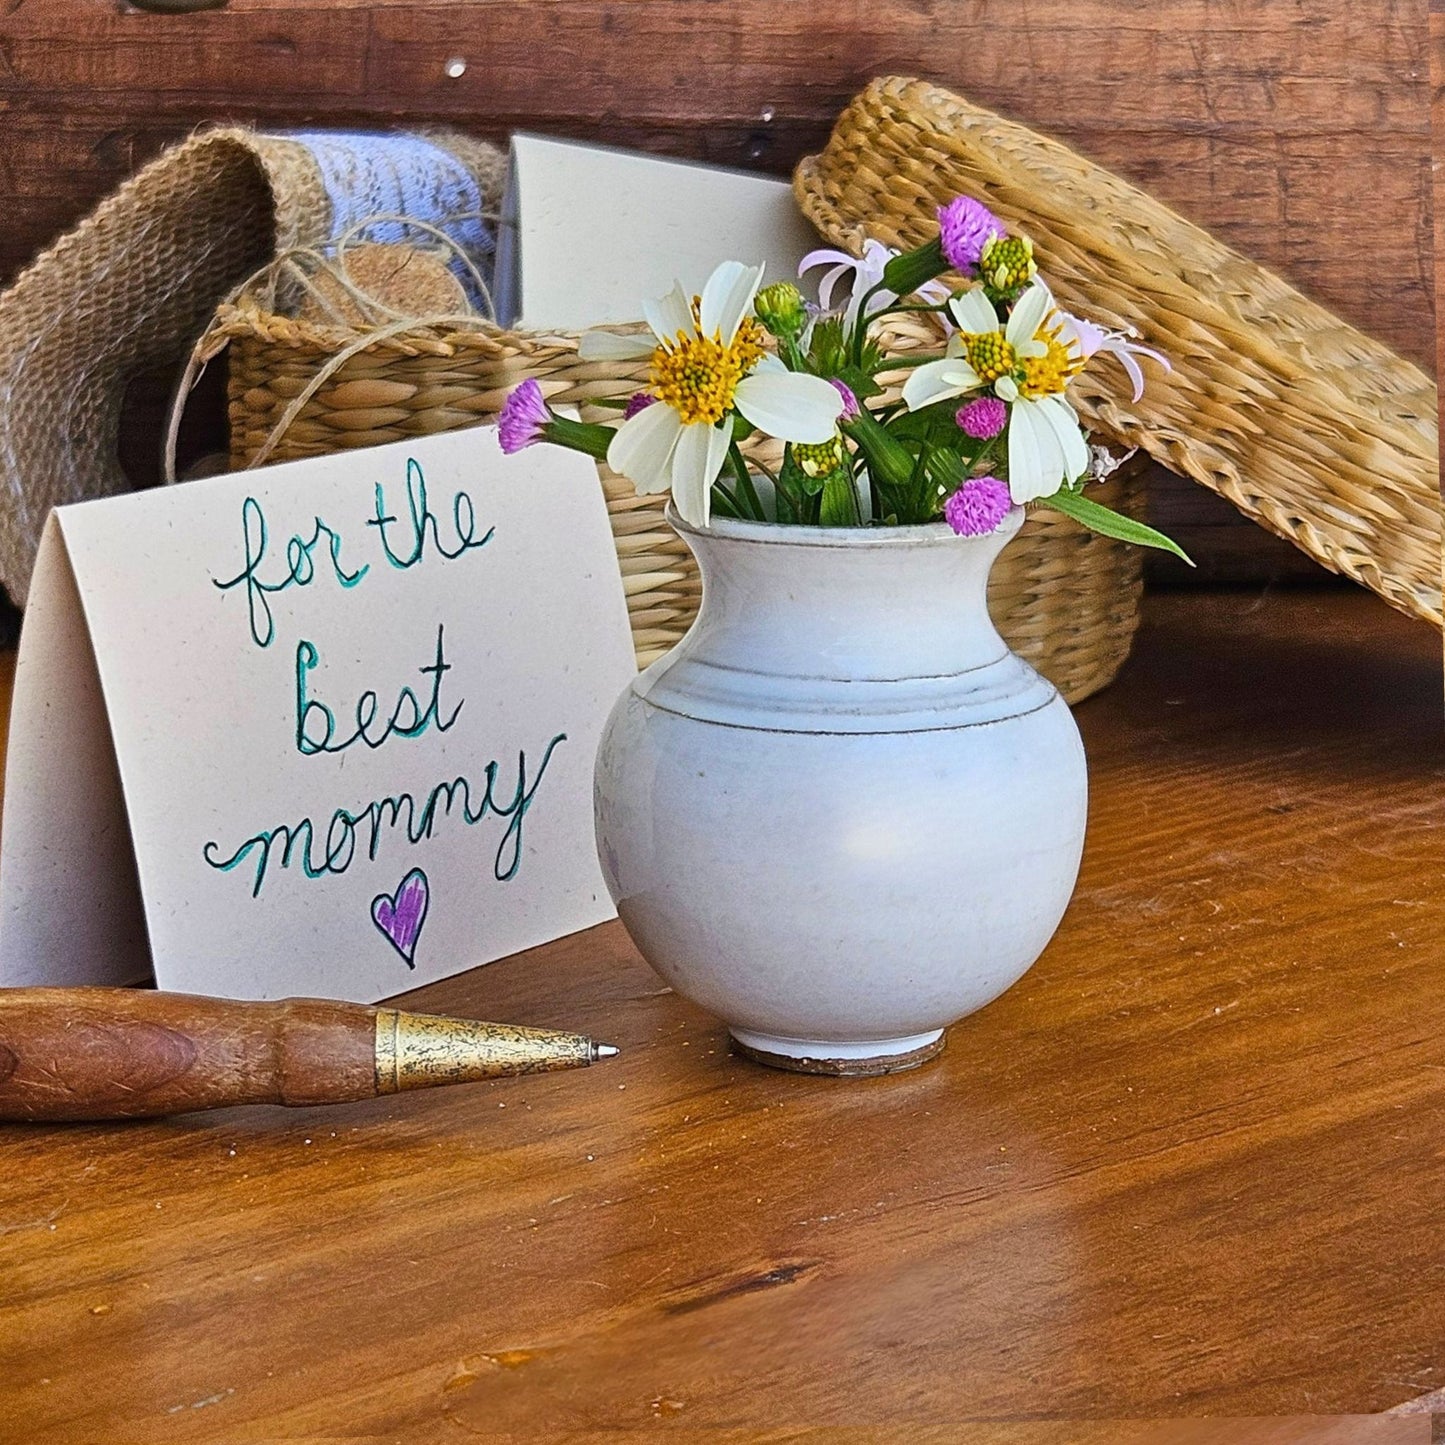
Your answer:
203;733;566;898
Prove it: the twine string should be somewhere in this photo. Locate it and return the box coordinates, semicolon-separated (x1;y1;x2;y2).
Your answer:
163;207;504;484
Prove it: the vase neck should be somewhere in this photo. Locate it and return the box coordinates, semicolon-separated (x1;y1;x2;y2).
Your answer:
634;512;1056;735
677;517;1017;681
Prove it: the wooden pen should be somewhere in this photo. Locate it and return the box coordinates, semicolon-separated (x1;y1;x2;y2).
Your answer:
0;988;618;1121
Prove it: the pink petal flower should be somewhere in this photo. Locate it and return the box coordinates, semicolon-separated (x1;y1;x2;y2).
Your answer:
944;475;1012;536
956;397;1008;440
829;379;860;421
498;379;550;454
937;196;1005;273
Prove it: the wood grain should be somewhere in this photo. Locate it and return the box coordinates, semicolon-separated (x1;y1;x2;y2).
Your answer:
1432;2;1445;400
0;588;1439;1438
0;0;1431;585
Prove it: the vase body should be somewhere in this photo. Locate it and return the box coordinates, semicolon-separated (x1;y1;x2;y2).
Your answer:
593;505;1087;1075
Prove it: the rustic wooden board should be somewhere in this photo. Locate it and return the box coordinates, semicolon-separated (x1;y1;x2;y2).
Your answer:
1433;2;1445;393
0;588;1440;1437
0;0;1433;584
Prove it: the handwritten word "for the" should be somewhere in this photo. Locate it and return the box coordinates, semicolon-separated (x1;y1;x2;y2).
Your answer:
213;460;492;649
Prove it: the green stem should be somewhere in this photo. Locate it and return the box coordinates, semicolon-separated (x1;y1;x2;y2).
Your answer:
728;444;767;521
850;281;890;366
868;301;951;319
710;483;743;520
868;352;966;373
542;415;615;461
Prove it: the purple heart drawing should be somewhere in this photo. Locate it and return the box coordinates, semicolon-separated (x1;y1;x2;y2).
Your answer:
371;868;430;968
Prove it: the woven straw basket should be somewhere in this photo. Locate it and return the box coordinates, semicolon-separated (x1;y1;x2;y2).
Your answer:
221;297;1146;701
795;76;1441;626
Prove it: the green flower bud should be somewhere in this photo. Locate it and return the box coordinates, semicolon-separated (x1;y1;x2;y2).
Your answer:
881;238;948;298
753;281;807;340
791;432;848;479
979;235;1037;303
841;410;914;493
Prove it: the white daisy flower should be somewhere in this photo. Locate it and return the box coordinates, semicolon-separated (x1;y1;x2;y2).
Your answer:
578;261;843;526
901;282;1090;503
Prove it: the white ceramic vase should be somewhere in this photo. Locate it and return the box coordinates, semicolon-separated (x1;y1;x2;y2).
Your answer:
593;503;1087;1075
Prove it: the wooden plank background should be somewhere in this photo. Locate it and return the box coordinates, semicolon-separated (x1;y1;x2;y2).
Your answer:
0;0;1434;586
1433;1;1445;392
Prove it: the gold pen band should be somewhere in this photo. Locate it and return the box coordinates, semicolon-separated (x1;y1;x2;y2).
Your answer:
374;1008;598;1094
375;1008;403;1095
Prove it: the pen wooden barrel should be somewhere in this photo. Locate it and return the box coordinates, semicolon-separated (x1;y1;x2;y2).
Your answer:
0;989;377;1120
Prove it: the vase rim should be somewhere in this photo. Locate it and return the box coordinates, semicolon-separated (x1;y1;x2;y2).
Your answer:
666;501;1025;549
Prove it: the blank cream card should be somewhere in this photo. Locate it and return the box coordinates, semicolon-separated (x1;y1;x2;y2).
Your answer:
494;133;819;328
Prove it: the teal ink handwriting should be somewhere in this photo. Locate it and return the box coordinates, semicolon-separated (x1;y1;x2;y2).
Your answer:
213;496;369;649
369;458;494;569
202;733;566;897
296;624;463;756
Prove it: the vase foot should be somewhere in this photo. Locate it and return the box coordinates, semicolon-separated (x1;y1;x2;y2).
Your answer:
728;1028;946;1077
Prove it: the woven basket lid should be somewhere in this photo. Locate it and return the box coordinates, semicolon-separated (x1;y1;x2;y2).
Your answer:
795;76;1440;626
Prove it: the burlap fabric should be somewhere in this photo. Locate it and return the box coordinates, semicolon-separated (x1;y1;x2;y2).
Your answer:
0;127;504;607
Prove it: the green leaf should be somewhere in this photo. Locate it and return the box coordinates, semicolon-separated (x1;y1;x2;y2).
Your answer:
807;318;849;375
819;470;860;526
1037;488;1194;564
835;363;883;401
883;407;942;443
709;482;742;519
924;447;966;491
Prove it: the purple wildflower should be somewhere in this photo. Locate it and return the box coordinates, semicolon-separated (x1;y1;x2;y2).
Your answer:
956;396;1008;440
944;476;1012;537
829;378;860;422
623;391;656;420
498;379;550;454
937;196;1005;273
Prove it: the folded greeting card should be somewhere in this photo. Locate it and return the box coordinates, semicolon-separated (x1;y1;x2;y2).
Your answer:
493;134;818;329
0;427;636;999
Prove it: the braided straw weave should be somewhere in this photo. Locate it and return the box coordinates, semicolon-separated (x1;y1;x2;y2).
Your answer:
794;76;1441;626
221;296;1146;700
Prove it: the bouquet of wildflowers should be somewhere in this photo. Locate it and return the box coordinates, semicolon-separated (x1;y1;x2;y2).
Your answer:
499;194;1187;560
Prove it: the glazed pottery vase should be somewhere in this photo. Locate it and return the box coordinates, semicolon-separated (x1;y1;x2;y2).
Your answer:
593;503;1087;1075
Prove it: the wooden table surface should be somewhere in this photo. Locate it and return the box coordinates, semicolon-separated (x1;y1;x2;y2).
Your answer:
0;589;1441;1443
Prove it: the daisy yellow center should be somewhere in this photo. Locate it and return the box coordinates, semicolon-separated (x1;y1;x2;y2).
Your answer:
965;331;1016;383
1017;325;1082;399
649;316;767;426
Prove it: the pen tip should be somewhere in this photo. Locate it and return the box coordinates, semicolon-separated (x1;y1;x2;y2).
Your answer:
594;1042;621;1060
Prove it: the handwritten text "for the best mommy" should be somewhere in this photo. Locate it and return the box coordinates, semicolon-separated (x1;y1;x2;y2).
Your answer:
202;459;567;898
